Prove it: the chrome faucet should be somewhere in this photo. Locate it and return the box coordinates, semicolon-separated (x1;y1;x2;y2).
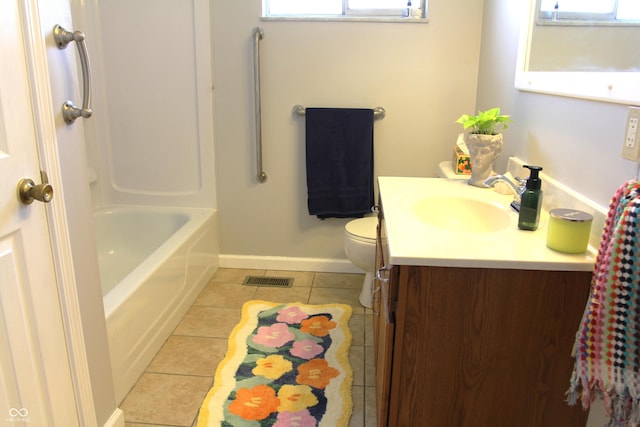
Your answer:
483;174;526;212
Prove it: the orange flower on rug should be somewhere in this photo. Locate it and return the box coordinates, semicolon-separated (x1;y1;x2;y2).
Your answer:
197;300;353;427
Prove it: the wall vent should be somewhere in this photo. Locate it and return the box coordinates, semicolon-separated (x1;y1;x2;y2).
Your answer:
242;276;293;288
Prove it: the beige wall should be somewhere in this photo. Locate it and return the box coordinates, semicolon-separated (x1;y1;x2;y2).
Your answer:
212;0;485;262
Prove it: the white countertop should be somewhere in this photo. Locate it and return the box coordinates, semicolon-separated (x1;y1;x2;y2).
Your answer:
379;176;596;271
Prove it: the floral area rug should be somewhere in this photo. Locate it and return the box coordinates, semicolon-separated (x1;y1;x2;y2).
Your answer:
196;300;353;427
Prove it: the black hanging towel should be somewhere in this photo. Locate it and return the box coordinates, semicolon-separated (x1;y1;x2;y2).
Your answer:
305;108;374;219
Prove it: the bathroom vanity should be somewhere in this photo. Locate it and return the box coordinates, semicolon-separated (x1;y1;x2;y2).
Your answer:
374;177;595;427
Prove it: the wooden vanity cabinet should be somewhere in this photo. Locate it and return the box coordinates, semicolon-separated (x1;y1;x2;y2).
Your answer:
373;205;592;427
373;209;398;427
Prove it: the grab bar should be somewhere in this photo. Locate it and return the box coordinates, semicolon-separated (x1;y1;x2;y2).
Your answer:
253;27;267;183
53;25;93;125
292;104;386;120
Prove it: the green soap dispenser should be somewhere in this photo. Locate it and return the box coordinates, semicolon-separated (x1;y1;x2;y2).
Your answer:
518;165;543;231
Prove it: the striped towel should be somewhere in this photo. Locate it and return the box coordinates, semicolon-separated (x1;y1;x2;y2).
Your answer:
568;180;640;426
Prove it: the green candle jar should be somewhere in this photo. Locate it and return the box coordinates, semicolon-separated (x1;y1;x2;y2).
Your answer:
546;209;593;254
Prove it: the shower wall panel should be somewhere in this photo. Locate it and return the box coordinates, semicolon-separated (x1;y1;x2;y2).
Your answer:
79;0;216;208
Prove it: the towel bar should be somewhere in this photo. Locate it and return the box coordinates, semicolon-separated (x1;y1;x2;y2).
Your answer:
292;104;386;120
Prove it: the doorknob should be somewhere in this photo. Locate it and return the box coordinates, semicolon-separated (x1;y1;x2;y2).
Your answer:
17;171;54;205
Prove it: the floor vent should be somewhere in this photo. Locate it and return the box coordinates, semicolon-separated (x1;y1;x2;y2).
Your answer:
242;276;294;288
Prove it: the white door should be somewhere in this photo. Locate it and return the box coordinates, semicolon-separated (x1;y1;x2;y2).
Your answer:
0;0;80;425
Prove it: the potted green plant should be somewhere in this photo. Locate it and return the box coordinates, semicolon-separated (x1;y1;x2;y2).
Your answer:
456;107;511;135
456;107;511;187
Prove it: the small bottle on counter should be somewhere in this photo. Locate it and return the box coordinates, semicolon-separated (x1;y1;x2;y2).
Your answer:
518;165;543;231
404;0;412;17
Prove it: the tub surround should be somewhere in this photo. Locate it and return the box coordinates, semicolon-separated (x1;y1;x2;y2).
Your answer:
73;0;219;410
95;206;191;295
96;206;219;404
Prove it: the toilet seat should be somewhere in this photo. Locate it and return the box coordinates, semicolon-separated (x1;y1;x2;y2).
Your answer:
345;217;377;243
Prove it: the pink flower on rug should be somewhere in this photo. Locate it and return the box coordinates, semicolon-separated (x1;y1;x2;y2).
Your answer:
277;306;309;324
290;339;324;360
253;323;295;348
274;409;317;427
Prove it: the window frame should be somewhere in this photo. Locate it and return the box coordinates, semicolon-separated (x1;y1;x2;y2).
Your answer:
262;0;428;22
536;0;640;26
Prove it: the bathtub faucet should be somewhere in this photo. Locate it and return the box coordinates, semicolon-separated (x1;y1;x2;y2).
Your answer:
483;174;526;212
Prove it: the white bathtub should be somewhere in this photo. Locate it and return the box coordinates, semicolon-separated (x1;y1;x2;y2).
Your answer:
94;206;219;403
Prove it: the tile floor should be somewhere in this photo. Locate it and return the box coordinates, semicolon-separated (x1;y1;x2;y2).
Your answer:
120;268;377;427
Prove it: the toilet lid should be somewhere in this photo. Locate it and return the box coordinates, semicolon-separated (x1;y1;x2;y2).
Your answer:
345;217;377;241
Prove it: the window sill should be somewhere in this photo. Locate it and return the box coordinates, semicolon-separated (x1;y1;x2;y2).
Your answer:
536;18;640;27
261;16;429;23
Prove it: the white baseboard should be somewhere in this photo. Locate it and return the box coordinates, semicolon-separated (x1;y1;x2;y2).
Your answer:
219;254;362;274
103;408;124;427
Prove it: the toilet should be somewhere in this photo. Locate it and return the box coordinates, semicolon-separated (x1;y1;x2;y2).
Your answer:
344;216;378;308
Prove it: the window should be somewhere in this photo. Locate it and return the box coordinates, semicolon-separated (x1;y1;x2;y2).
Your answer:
263;0;427;20
538;0;640;23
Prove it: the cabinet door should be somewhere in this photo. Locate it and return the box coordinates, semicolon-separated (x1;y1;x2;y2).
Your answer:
374;212;396;427
389;266;590;427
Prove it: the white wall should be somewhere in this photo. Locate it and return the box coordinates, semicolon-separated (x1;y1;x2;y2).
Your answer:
212;0;485;263
476;0;637;210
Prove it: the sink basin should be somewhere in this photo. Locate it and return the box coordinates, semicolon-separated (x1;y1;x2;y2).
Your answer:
412;197;512;232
